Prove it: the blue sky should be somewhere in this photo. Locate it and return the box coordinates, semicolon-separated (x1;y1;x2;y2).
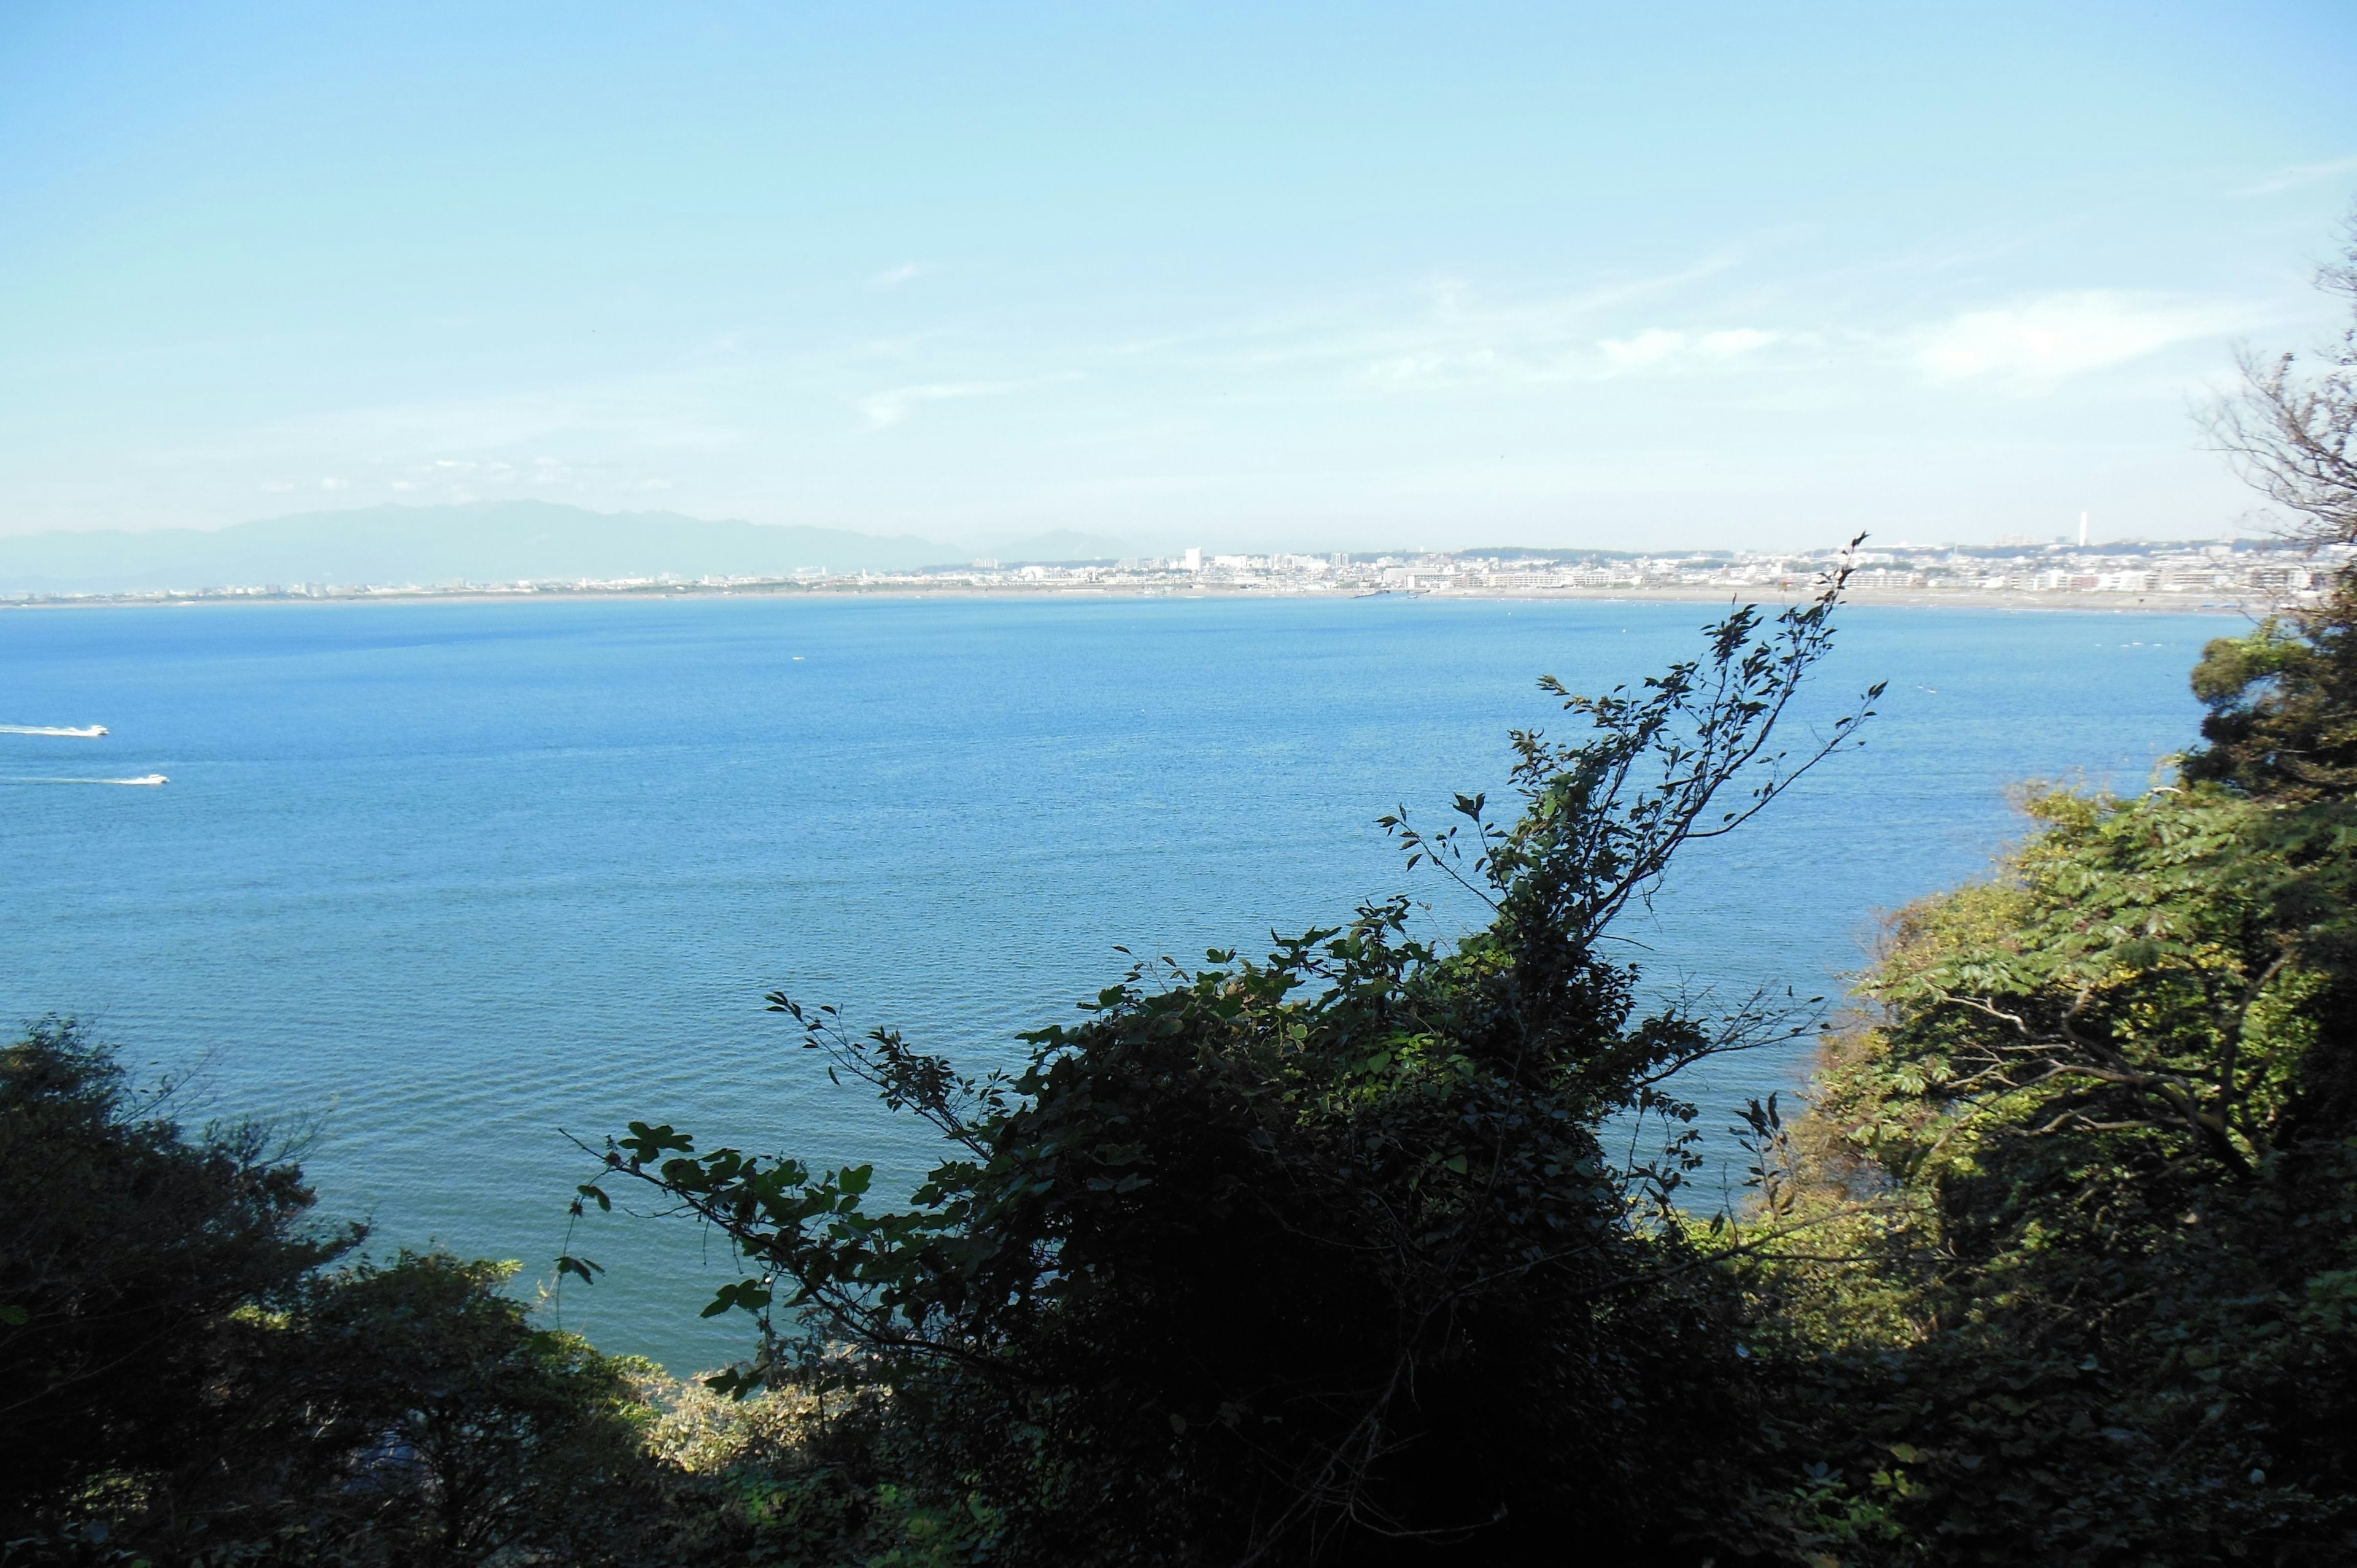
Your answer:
3;2;2354;552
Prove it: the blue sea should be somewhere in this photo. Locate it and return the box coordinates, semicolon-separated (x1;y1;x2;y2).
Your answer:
0;594;2223;1370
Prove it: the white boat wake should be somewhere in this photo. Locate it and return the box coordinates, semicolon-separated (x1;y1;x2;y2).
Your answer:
2;774;167;786
1;724;109;737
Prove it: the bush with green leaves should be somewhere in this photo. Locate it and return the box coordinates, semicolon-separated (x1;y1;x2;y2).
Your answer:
0;1025;686;1568
570;578;1880;1566
1743;770;2357;1562
0;1019;352;1541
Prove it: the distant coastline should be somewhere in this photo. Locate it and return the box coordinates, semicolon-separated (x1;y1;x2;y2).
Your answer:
2;501;2335;616
0;577;2259;615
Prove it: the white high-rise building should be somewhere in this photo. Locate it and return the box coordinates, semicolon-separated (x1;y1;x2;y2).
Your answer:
1184;547;1203;572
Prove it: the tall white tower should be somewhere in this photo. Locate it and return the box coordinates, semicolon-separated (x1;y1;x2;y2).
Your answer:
2078;511;2089;548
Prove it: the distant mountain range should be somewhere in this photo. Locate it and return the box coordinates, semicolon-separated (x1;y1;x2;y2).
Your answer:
0;502;1137;595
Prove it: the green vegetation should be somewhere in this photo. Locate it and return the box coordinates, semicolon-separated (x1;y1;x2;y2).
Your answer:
1738;743;2357;1561
0;1024;665;1564
565;582;1876;1566
10;226;2357;1564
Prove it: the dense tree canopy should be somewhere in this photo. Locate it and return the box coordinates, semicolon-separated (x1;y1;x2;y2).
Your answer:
0;1025;684;1567
1741;760;2357;1562
0;1019;350;1527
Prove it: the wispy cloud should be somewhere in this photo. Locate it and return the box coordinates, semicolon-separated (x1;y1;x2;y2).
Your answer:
223;376;753;460
857;376;1074;428
1206;243;1811;393
1911;291;2250;385
2228;154;2357;199
1598;326;1781;373
868;261;937;289
1361;320;1785;390
975;246;1756;392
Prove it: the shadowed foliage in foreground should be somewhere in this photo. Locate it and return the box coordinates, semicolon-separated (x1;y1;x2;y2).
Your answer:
572;577;1877;1566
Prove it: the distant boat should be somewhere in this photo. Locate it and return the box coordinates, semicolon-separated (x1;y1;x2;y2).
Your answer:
0;724;108;737
0;773;165;786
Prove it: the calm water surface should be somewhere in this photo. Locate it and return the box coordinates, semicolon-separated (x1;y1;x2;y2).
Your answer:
0;594;2224;1369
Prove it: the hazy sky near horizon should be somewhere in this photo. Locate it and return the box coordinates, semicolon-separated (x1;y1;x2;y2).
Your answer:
4;2;2355;554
